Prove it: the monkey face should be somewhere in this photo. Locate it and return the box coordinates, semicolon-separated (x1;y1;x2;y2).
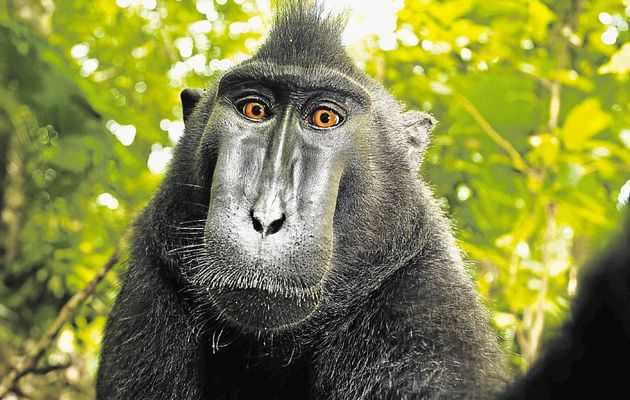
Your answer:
184;63;374;332
172;55;433;333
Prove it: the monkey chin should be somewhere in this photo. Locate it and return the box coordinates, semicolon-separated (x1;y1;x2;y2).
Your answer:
209;285;321;332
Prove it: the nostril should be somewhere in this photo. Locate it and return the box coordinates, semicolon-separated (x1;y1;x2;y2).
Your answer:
250;210;286;237
250;210;264;233
266;213;286;236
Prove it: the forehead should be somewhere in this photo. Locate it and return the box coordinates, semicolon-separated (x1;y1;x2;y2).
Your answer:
218;62;372;105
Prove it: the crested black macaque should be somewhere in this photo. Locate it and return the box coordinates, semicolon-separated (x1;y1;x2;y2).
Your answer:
96;3;510;399
98;3;630;400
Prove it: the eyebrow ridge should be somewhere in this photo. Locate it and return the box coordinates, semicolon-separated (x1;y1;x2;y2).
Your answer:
218;62;372;104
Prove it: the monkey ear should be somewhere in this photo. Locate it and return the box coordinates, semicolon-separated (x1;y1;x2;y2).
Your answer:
180;88;205;123
403;111;436;168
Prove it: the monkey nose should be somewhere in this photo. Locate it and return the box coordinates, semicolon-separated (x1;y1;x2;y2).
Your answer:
250;207;286;238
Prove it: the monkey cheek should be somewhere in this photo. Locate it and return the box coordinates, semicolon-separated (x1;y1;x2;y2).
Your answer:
209;287;321;332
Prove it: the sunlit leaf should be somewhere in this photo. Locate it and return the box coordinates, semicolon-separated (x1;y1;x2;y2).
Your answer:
561;98;612;150
598;43;630;75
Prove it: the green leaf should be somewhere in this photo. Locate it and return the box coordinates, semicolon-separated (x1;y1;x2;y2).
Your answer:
493;312;517;328
528;0;555;41
561;98;612;150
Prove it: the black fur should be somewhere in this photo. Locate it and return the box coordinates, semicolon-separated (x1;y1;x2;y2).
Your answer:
97;2;508;399
253;2;353;72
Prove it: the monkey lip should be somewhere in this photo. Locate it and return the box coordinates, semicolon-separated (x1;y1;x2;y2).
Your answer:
201;211;334;331
209;285;321;331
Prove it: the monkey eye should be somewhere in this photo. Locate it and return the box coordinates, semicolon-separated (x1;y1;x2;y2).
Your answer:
307;107;342;129
240;100;269;121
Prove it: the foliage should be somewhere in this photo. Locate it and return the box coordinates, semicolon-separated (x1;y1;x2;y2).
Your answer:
373;0;630;369
0;0;629;397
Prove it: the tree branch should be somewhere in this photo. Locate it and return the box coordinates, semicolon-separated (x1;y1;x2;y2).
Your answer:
519;0;581;367
26;361;73;376
0;249;121;399
452;90;533;176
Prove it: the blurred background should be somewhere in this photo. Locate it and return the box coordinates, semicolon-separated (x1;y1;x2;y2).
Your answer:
1;0;629;398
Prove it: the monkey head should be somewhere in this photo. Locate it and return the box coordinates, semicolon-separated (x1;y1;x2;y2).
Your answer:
152;3;435;333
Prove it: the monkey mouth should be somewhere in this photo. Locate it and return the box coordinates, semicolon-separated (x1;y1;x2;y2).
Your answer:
199;208;334;331
192;253;328;331
208;285;322;332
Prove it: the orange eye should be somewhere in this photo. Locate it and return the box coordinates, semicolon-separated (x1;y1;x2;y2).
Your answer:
309;108;341;129
242;101;268;121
